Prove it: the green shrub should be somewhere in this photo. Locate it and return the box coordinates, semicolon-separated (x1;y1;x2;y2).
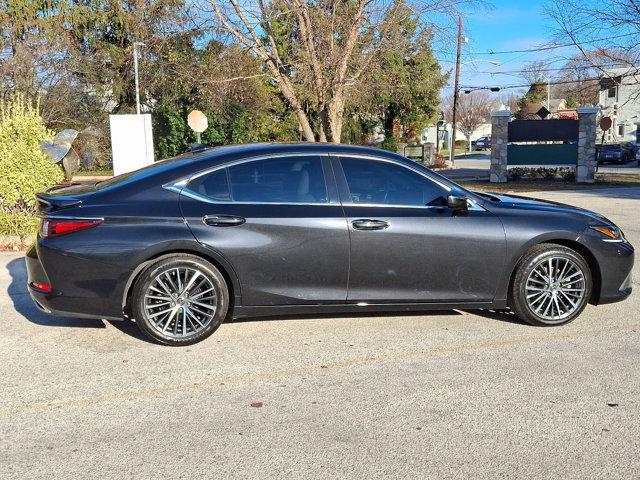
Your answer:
381;136;398;152
508;167;526;181
559;168;576;182
0;212;39;238
0;94;64;213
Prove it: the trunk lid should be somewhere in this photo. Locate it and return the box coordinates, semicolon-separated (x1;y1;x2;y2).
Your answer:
36;182;98;214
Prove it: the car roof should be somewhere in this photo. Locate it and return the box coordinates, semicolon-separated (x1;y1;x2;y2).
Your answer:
193;142;408;163
94;142;423;194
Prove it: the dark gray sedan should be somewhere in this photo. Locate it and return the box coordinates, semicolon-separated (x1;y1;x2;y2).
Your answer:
27;143;633;345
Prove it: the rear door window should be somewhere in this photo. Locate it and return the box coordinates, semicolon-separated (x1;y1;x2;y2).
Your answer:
186;156;328;204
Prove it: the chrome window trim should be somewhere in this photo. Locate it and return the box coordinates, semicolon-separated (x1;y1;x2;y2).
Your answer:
161;151;481;209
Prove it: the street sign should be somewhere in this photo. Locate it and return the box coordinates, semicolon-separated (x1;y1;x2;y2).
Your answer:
187;110;208;133
536;106;551;119
599;116;612;131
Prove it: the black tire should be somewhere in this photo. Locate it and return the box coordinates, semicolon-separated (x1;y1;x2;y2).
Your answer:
131;254;229;346
510;243;592;327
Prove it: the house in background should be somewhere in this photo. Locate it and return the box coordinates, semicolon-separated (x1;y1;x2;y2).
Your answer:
547;98;567;113
598;67;640;143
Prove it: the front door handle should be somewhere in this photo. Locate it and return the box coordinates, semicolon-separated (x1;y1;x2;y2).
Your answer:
352;219;389;231
203;215;246;227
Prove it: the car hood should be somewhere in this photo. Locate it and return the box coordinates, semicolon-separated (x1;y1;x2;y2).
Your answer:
476;191;613;224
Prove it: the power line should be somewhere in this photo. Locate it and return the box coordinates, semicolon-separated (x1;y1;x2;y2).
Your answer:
474;62;636;76
466;32;638;56
458;71;640;92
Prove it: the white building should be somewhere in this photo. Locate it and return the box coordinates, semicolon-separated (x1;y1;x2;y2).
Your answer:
598;67;640;143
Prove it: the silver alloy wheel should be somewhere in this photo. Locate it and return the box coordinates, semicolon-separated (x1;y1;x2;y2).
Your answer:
143;267;217;338
525;255;586;323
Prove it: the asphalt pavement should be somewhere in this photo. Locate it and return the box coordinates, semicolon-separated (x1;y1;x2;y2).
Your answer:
1;187;639;479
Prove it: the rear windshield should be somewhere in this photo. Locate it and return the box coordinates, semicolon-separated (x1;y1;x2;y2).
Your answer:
95;154;197;190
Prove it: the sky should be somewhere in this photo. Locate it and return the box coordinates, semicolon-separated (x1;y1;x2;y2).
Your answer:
437;0;572;100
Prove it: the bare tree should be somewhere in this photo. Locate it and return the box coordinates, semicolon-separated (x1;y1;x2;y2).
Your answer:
544;0;640;98
521;60;549;84
444;91;491;147
204;0;469;143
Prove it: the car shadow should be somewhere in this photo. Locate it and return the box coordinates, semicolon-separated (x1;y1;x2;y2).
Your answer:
6;256;525;341
462;308;528;326
6;256;156;344
234;309;463;324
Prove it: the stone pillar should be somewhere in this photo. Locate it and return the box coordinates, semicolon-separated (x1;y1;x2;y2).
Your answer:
423;142;435;165
576;107;599;183
490;110;511;183
396;142;407;156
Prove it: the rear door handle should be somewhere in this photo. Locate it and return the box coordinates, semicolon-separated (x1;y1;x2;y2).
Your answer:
351;219;389;231
203;215;246;227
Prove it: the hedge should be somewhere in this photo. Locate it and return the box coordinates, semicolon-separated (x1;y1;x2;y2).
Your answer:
0;212;39;238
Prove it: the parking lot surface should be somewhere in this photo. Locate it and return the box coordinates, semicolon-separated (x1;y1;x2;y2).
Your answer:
1;187;639;479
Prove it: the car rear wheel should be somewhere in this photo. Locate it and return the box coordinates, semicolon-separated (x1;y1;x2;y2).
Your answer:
510;244;592;326
131;254;229;345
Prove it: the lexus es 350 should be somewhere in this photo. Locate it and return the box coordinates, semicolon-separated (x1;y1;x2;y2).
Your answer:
26;143;634;345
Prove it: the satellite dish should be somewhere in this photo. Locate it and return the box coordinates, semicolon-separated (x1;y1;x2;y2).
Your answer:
187;110;208;133
41;129;80;164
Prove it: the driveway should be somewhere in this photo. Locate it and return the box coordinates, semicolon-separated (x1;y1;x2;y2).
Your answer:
440;154;640;181
442;153;490;180
1;188;639;479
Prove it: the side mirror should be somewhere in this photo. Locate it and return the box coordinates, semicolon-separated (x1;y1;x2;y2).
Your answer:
447;195;468;214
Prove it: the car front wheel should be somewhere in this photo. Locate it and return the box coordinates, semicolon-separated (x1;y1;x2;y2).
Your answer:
131;254;229;345
510;244;592;326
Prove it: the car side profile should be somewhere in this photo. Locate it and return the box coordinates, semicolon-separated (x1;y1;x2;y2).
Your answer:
27;143;634;345
472;136;491;151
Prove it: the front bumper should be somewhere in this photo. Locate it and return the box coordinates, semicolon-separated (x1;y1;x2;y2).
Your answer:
580;230;634;305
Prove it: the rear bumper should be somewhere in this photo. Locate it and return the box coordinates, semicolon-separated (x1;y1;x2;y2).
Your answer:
25;243;125;321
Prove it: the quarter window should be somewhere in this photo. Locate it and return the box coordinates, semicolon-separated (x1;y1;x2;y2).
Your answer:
187;156;328;204
340;158;447;207
187;169;230;201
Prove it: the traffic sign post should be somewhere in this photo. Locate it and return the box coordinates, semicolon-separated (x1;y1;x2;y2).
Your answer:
597;116;612;170
187;110;208;144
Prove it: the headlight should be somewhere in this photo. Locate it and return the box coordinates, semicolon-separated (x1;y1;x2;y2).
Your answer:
590;225;626;242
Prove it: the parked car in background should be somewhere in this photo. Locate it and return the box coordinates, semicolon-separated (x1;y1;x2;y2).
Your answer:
597;143;636;164
622;142;639;161
472;136;491;151
27;143;634;345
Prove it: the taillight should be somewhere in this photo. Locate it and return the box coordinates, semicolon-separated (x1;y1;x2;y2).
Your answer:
30;281;52;293
41;217;103;238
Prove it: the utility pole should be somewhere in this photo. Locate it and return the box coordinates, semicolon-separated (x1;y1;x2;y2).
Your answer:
546;77;550;111
450;16;463;167
133;42;146;115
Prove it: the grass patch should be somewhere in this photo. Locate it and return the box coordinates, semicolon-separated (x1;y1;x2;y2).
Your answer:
76;168;113;176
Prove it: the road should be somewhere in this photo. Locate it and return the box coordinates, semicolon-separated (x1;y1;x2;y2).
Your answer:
1;188;639;479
